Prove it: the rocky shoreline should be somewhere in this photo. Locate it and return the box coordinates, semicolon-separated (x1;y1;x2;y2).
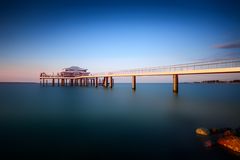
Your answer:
196;127;240;155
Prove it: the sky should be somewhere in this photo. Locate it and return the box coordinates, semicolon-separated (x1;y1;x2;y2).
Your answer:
0;0;240;82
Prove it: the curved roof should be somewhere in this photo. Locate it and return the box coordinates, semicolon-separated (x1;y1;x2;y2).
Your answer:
63;66;87;71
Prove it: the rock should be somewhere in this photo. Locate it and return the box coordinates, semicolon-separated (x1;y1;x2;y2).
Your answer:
196;128;210;136
210;128;232;135
210;128;218;134
217;135;240;153
204;140;213;148
236;127;240;136
223;130;235;136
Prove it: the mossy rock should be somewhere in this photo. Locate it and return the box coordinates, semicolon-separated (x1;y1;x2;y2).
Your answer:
196;128;209;136
218;135;240;153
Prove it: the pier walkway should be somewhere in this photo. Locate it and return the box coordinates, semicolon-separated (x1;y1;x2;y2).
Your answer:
40;58;240;93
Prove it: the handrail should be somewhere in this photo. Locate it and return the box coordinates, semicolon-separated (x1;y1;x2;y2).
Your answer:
40;58;240;77
92;58;240;76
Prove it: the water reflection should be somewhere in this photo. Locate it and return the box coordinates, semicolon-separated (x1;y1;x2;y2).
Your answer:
0;83;239;159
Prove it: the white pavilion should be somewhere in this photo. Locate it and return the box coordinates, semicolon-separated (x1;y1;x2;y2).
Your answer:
60;66;90;77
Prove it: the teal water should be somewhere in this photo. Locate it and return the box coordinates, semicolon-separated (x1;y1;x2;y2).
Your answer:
0;83;239;159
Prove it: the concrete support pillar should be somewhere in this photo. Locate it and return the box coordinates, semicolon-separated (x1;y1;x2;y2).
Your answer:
106;77;109;87
43;79;45;86
58;79;60;86
102;78;104;86
65;79;67;86
95;77;98;87
70;79;74;86
132;76;136;90
52;79;55;86
173;74;178;93
104;77;108;87
61;79;65;86
75;79;78;86
109;77;113;88
84;78;87;86
80;79;82;86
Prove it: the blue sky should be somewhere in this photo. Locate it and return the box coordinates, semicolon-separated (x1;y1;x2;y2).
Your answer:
0;0;240;82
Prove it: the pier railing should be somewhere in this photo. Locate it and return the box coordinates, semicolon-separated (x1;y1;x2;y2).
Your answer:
40;58;240;78
92;58;240;76
40;58;240;93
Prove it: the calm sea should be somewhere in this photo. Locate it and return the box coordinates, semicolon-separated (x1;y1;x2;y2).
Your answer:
0;83;239;159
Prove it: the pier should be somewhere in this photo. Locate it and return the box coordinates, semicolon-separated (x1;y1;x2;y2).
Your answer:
40;58;240;93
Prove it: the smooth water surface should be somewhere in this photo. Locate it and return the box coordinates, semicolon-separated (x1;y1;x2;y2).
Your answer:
0;83;239;159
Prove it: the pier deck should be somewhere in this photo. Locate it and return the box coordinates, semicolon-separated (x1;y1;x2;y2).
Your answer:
40;58;240;93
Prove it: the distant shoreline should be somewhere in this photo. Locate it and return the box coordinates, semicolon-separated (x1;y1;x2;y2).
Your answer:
0;82;38;84
191;80;240;84
0;81;240;84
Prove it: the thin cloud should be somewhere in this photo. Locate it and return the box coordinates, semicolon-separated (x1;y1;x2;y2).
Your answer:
192;52;240;62
222;52;240;56
216;52;240;59
214;41;240;49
